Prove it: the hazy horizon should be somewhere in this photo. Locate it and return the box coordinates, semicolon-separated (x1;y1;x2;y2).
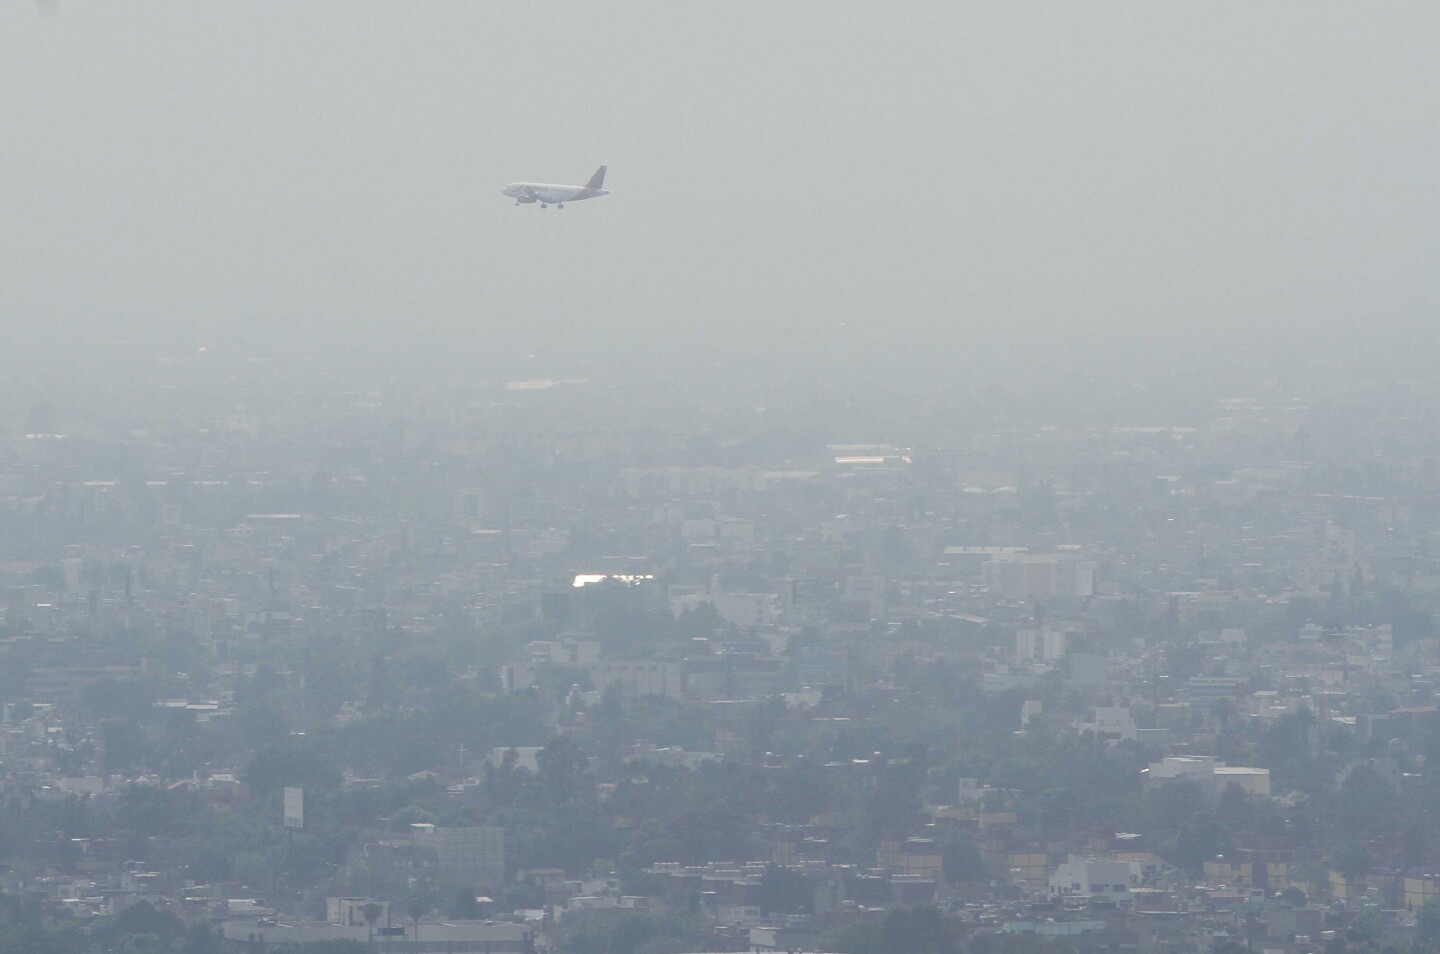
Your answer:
3;2;1438;392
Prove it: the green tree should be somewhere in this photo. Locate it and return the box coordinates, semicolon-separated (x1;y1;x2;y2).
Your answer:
1172;812;1230;875
450;888;480;920
1335;841;1371;883
826;905;965;954
0;894;88;954
1416;899;1440;952
938;826;984;883
237;702;291;751
112;786;175;837
244;740;342;794
861;753;926;844
100;718;148;775
985;936;1077;954
1347;910;1382;947
759;863;811;915
880;904;965;954
183;921;224;954
555;910;711;954
1277;887;1307;908
823;916;883;954
361;902;382;947
96;900;184;953
537;735;595;807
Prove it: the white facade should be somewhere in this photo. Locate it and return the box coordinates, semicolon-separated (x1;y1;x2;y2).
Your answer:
329;897;391;927
1048;855;1142;899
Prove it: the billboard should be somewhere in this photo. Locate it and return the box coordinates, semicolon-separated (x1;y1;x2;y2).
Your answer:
283;787;305;830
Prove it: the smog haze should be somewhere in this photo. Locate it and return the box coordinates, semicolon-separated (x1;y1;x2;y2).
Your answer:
3;2;1438;390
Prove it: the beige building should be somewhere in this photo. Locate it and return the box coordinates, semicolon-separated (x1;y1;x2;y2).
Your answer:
877;837;943;880
1405;874;1440;912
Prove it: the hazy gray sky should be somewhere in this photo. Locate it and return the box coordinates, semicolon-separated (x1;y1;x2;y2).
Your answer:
3;2;1437;384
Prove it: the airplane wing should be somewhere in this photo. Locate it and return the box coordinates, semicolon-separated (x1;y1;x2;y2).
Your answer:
524;189;547;203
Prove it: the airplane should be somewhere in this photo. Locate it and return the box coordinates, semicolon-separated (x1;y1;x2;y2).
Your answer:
502;165;609;209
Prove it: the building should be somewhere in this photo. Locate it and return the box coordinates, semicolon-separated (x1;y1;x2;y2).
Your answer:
1213;766;1271;797
1144;756;1270;799
350;841;440;886
1404;874;1440;912
1202;849;1315;895
984;554;1096;600
591;660;683;699
1074;706;1137;742
1048;855;1142;900
1185;676;1247;708
1016;626;1070;664
877;837;943;880
328;897;391;927
411;825;505;891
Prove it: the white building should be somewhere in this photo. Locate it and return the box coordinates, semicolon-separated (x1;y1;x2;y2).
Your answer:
1144;756;1270;798
1048;855;1142;900
328;897;391;927
1016;626;1070;664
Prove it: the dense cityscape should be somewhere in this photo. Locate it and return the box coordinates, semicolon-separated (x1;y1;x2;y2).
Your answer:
6;2;1440;953
3;359;1440;954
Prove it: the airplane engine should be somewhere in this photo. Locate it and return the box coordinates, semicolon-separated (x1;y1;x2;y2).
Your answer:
516;195;537;204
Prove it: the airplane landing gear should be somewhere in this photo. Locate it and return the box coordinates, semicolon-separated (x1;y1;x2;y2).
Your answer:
557;203;564;209
541;203;548;208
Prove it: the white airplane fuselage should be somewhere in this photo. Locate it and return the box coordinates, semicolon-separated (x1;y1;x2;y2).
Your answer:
503;165;609;208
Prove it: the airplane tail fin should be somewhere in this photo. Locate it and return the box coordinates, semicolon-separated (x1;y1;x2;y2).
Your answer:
586;165;607;190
